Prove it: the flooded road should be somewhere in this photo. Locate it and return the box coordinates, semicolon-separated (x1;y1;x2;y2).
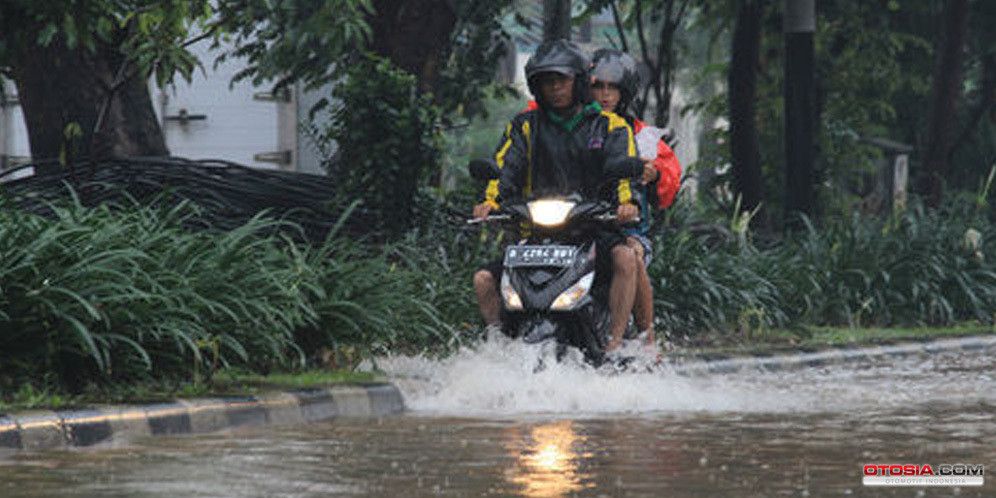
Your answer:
1;339;994;497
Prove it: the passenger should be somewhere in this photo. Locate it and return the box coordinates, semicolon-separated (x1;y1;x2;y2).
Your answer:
590;48;682;350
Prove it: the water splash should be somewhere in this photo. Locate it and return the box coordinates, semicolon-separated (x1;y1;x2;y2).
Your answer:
369;334;996;417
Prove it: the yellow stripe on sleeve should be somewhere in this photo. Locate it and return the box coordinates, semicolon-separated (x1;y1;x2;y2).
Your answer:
603;111;636;204
602;111;636;157
522;120;532;196
618;179;632;204
485;123;514;207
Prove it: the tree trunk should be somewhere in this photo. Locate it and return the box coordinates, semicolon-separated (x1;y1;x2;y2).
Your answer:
950;52;995;158
631;0;689;127
9;37;167;167
543;0;572;42
920;0;970;208
729;0;765;214
368;0;458;190
783;0;816;228
370;0;458;94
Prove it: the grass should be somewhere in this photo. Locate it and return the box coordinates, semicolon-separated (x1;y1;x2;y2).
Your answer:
0;197;316;386
801;323;995;346
211;369;381;389
0;369;380;414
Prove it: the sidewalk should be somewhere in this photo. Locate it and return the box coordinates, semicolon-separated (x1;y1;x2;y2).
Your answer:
672;334;996;375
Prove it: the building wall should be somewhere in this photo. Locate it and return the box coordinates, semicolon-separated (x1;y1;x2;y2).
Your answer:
1;38;326;175
154;38;287;170
0;78;32;171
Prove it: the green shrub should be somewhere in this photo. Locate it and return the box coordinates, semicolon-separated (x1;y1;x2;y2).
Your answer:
0;199;319;390
648;228;788;337
3;183;993;395
647;199;996;336
774;205;996;327
313;53;441;235
0;195;475;392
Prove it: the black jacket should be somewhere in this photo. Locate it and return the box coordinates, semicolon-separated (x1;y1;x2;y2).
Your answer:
483;102;644;208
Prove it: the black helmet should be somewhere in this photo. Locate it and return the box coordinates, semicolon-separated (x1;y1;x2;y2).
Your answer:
525;39;592;108
591;49;641;112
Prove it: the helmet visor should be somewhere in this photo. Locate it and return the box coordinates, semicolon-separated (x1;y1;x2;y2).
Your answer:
591;60;626;84
529;65;577;79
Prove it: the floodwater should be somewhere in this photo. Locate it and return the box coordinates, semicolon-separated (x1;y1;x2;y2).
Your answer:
1;337;994;497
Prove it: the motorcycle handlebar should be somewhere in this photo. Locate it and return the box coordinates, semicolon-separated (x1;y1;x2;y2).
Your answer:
467;199;639;225
467;213;640;224
466;214;513;224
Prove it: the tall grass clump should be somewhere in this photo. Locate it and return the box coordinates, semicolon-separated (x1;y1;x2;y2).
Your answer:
647;222;788;338
294;234;458;361
646;195;996;337
4;176;994;394
397;234;500;333
774;203;996;327
0;192;478;391
295;196;504;360
0;197;322;390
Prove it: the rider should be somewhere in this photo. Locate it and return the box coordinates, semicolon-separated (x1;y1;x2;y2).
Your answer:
589;48;682;349
472;39;647;353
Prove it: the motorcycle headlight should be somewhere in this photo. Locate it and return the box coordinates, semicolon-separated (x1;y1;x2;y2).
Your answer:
527;199;576;226
500;272;523;310
550;272;594;311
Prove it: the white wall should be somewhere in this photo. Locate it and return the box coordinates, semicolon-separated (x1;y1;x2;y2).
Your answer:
155;38;288;170
1;40;302;173
0;78;32;170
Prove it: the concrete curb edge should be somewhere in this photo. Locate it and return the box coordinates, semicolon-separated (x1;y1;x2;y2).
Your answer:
672;334;996;375
0;382;404;453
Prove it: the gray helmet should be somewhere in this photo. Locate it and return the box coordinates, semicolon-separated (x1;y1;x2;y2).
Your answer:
591;49;641;112
525;39;592;107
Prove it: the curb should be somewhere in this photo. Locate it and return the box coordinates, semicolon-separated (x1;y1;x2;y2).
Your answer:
672;334;996;375
0;383;404;453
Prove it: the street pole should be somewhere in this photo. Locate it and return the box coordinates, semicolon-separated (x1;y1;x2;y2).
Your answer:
784;0;816;229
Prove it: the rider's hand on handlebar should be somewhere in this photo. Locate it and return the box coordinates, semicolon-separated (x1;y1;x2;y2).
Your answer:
473;202;494;220
641;161;659;185
616;203;639;224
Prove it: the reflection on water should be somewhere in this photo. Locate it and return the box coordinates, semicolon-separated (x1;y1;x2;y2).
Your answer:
505;420;593;497
0;409;994;497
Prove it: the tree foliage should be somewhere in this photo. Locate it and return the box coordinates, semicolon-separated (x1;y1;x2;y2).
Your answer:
0;0;212;88
432;0;518;119
212;0;373;96
212;0;514;121
311;54;441;234
687;0;993;222
0;1;218;160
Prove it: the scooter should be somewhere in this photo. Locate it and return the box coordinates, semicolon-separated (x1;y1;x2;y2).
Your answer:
468;160;636;367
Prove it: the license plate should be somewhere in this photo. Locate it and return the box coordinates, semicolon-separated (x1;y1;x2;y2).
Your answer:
504;245;576;267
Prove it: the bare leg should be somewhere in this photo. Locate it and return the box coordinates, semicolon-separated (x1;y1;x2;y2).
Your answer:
606;244;637;351
473;269;501;326
627;237;656;346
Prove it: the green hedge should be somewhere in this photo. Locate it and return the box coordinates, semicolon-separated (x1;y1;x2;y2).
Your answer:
2;193;993;393
0;198;467;392
648;200;996;335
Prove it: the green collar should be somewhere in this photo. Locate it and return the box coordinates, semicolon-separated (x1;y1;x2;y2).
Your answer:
546;101;602;131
